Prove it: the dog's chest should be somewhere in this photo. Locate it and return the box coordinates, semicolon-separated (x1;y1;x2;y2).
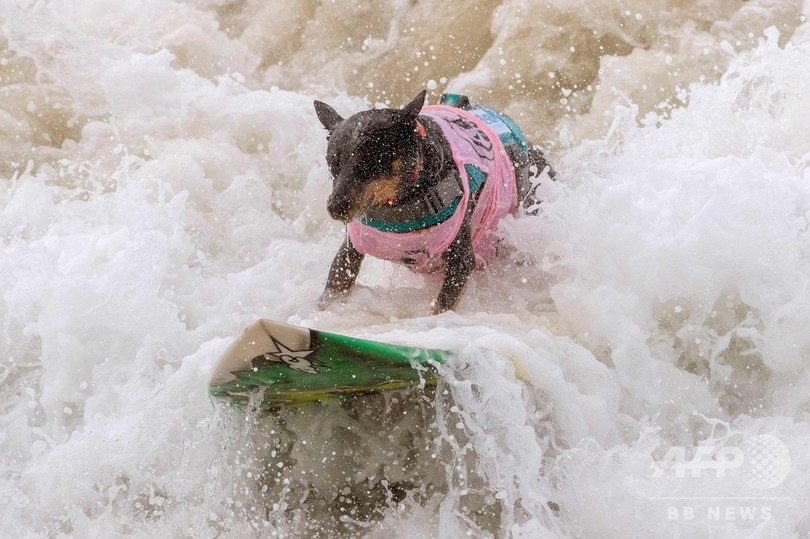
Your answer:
347;105;520;272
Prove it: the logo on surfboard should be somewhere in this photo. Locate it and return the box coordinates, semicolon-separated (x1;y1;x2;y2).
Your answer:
251;336;319;374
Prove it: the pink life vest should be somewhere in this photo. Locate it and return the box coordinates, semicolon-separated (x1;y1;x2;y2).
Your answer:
347;104;519;273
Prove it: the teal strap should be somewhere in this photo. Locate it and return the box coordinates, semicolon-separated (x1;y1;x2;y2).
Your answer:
464;164;486;192
360;198;461;233
439;93;470;109
493;110;528;153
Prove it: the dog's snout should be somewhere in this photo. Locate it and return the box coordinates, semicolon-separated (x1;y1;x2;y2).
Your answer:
327;193;351;222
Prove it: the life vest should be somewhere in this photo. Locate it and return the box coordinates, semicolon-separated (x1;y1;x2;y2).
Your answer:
347;100;525;273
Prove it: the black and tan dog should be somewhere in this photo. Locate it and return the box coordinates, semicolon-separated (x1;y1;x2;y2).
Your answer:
314;90;554;314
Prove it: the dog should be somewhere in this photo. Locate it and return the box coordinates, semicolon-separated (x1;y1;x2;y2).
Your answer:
314;90;554;314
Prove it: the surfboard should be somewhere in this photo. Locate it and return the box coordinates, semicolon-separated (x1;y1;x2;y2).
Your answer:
208;320;450;409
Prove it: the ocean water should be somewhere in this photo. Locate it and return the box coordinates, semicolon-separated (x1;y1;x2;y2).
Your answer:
2;0;810;536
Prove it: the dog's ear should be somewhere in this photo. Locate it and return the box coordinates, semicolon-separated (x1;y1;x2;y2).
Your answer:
314;100;344;131
400;90;426;123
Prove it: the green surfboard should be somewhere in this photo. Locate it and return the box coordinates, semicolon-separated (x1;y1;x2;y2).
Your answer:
208;320;450;409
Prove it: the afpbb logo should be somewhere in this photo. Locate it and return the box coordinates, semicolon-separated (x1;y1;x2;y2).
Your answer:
651;434;791;489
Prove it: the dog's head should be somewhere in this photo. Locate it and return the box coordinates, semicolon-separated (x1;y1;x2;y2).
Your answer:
314;90;426;222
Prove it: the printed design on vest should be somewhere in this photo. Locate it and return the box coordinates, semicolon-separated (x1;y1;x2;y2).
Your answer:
443;112;494;162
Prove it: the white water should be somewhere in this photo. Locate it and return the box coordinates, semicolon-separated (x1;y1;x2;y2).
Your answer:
2;0;810;536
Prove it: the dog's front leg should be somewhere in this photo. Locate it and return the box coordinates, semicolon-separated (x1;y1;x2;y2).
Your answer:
319;236;364;307
432;223;475;314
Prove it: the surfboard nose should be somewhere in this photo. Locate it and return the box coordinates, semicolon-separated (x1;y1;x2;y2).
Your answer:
208;320;312;387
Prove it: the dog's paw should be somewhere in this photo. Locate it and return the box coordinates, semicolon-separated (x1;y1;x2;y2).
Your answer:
317;288;350;310
317;291;335;310
430;301;451;316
